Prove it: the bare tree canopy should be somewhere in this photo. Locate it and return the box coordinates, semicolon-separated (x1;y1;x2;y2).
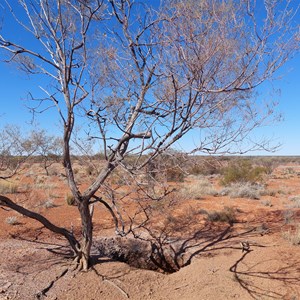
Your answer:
0;0;299;270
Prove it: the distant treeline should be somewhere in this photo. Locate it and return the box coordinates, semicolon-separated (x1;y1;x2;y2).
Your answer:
5;154;300;164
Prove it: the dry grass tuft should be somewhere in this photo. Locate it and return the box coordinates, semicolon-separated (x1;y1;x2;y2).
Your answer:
288;196;300;208
206;206;237;224
283;210;294;224
260;199;273;207
220;182;265;200
179;177;218;200
282;225;300;245
5;216;19;226
43;200;56;209
0;182;18;194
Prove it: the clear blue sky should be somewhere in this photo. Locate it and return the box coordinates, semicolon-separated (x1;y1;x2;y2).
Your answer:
0;1;300;156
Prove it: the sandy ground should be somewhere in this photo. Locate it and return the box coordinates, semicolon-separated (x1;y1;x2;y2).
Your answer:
1;162;300;300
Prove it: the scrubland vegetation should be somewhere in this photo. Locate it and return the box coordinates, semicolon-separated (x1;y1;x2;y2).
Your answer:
2;154;300;244
0;0;300;298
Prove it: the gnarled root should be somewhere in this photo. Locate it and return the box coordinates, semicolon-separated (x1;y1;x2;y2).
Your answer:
72;252;90;271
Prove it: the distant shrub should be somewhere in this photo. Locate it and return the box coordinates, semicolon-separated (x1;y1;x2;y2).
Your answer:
86;165;95;176
259;159;275;175
66;194;76;206
189;158;223;176
146;150;187;183
261;199;273;207
180;177;218;199
283;210;294;224
221;160;268;186
288;195;300;208
282;225;300;245
110;171;129;185
263;189;277;197
284;167;295;175
48;166;60;176
5;216;19;225
198;209;209;215
43;200;56;209
289;195;300;201
206;206;237;224
166;166;185;182
0;182;18;194
220;182;265;200
255;223;270;235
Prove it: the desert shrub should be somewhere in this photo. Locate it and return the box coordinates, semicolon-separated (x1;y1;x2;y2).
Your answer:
109;171;129;185
263;189;277;197
284;167;295;175
283;210;294;224
255;223;270;234
66;194;76;206
206;206;237;224
188;158;223;176
5;216;19;225
260;199;273;207
288;196;300;208
86;165;95;176
221;159;268;186
35;182;58;190
165;166;185;182
289;195;300;201
43;200;56;209
282;225;300;245
47;166;60;176
180;177;218;200
0;182;18;194
220;182;265;200
147;150;187;183
260;160;276;175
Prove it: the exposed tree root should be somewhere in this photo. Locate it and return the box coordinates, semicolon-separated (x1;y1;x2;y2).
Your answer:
103;279;129;299
72;254;90;272
35;268;68;299
92;267;129;299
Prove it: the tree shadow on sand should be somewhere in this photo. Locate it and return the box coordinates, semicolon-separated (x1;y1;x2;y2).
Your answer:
6;207;300;299
229;251;300;299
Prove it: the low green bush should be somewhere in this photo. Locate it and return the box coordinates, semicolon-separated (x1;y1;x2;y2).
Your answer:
221;159;268;185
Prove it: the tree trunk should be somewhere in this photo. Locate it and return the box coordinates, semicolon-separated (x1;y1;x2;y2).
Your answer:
1;195;94;271
76;200;93;271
